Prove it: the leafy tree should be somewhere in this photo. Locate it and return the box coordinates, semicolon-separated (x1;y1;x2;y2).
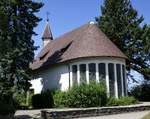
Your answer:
96;0;150;80
0;0;43;104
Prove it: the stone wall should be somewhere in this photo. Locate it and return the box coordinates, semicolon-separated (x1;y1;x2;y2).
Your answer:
41;104;150;119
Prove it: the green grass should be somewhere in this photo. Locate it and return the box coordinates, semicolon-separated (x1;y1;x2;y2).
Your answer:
141;113;150;119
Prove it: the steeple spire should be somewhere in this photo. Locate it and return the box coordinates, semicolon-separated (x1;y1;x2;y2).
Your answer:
42;12;53;47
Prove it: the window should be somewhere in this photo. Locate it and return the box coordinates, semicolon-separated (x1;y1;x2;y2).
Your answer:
89;63;96;80
99;63;106;82
122;65;126;96
72;65;77;85
116;64;122;97
108;63;115;96
80;64;86;83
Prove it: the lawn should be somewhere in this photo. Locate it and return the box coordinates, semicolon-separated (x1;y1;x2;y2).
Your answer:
141;113;150;119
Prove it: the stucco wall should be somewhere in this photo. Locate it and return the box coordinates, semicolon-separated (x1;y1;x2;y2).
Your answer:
31;64;70;94
31;78;43;94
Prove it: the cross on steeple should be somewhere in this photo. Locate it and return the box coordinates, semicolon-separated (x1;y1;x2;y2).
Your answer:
46;12;50;22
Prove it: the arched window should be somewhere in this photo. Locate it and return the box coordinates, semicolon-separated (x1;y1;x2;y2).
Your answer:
89;63;96;80
98;63;106;82
108;63;115;96
116;64;122;97
72;65;77;85
80;64;86;83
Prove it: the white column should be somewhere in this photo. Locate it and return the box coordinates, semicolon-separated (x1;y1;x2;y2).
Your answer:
86;64;89;84
96;63;99;83
70;65;73;87
121;64;124;96
106;63;110;97
114;64;118;98
77;64;80;85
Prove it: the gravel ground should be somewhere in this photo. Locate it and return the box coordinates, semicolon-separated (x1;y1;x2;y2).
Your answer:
79;111;150;119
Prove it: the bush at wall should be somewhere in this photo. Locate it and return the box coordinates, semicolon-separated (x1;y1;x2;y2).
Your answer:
107;96;138;106
0;91;16;115
14;92;27;109
14;91;34;109
53;90;69;108
0;93;15;116
0;101;15;115
32;90;54;109
130;82;150;101
30;82;139;109
54;81;107;108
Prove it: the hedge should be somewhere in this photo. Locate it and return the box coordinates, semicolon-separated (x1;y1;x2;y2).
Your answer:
130;82;150;101
31;90;54;109
54;81;107;108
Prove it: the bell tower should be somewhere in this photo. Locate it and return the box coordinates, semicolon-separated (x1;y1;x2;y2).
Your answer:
42;12;53;47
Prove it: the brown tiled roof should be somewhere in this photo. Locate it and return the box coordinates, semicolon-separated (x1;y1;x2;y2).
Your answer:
31;23;127;70
42;22;53;40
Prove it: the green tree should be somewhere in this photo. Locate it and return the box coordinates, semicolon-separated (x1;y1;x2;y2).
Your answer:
0;0;43;105
96;0;150;80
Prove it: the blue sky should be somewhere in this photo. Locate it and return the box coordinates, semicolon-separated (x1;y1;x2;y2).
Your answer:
33;0;150;54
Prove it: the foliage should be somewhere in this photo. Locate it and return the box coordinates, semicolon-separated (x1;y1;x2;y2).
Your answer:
14;91;34;109
54;81;107;108
28;82;139;109
130;82;150;101
0;0;43;92
14;92;27;109
0;101;15;115
32;90;54;109
96;0;150;80
107;96;138;106
0;0;43;113
0;93;15;115
54;82;138;108
53;90;69;108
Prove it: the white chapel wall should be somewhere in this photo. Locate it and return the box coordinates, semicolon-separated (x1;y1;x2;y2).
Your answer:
31;64;70;94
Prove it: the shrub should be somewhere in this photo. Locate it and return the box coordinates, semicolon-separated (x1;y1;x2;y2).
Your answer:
130;82;150;101
53;90;69;108
0;101;15;115
0;93;16;115
107;96;138;106
14;91;34;109
54;81;107;108
32;90;54;109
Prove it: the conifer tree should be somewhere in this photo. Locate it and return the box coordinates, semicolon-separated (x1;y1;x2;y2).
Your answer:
0;0;43;102
96;0;150;80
